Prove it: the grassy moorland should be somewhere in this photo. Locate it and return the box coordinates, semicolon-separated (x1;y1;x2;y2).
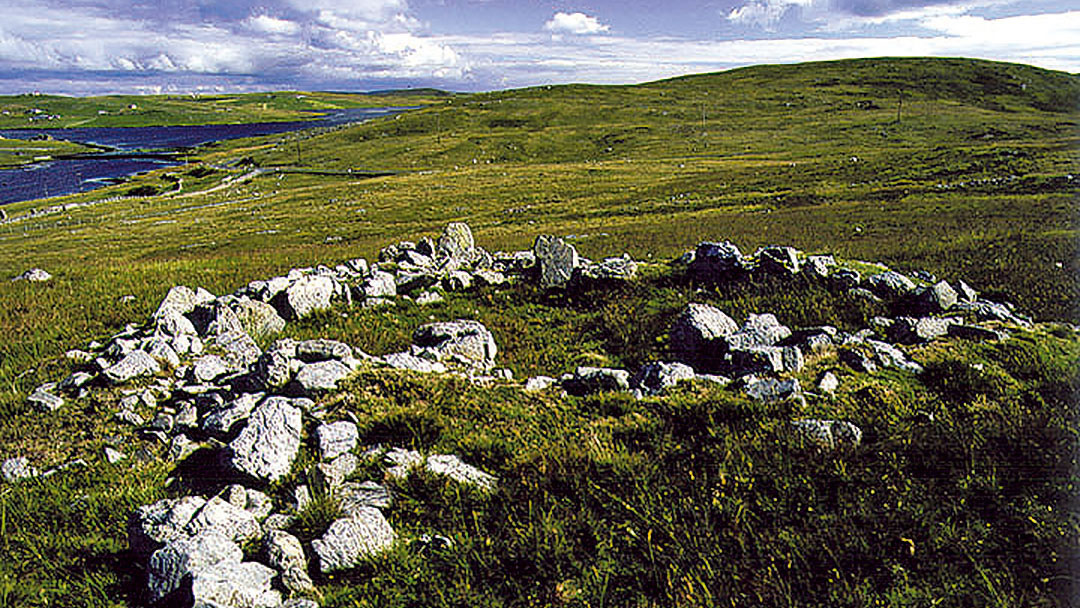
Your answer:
0;57;1076;607
0;89;446;129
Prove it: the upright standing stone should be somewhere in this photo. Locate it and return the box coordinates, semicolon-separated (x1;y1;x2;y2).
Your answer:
437;222;475;263
533;235;579;289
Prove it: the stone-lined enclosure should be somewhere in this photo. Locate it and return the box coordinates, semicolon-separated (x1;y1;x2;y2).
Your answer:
5;222;1035;607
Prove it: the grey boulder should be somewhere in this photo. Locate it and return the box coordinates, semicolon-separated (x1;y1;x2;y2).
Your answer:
669;303;739;371
561;366;631;396
316;420;359;461
271;275;335;321
226;397;303;483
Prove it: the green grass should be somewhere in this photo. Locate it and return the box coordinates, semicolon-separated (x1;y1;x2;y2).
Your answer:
0;57;1077;607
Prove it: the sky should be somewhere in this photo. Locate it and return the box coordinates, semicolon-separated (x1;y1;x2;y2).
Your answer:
0;0;1076;95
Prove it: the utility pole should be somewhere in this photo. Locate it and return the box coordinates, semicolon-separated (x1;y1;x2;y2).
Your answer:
896;91;903;124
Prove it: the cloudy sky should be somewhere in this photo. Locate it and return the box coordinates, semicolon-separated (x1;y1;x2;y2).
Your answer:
0;0;1076;94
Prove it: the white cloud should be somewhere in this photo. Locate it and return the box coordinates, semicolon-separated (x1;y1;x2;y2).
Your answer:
544;12;610;35
284;0;407;20
245;15;302;36
728;0;817;29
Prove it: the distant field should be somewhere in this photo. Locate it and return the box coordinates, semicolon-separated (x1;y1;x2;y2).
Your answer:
0;137;95;167
0;57;1076;608
0;89;447;129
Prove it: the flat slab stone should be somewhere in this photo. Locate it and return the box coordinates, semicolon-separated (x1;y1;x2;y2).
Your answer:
104;350;161;384
312;509;397;573
292;359;353;395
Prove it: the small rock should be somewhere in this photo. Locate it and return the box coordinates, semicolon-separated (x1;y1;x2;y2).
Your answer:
887;317;957;344
562;366;631;396
791;419;863;449
297;339;354;362
524;375;556;392
632;362;696;395
192;355;230;383
147;529;242;602
129;496;209;559
756;246;800;274
104;446;126;464
688;241;747;281
64;349;95;363
416;290;445;305
271;275;336;321
316;421;359;461
264;530;315;593
184;496;262;545
357;270;397;298
817;371;840;394
426;454;499;492
2;457;39;481
313;453;358;491
202;392;264;438
291;359;353;395
669;303;739;371
12;268;52;282
744;377;803;404
382;352;447;374
214;330;263;369
437;222;476;264
231;298;286;339
186;560;281;608
412;320;498;371
572;255;638;287
867;270;916;299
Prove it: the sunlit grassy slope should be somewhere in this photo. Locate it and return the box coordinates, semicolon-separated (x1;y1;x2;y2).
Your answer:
0;57;1076;607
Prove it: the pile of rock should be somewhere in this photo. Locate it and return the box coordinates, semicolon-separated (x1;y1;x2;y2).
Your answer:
7;223;1047;602
680;240;1031;327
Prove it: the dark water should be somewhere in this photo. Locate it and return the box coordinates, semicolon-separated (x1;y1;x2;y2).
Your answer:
0;106;407;205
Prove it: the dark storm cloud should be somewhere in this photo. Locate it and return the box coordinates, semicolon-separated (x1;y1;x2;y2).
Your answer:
830;0;971;17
